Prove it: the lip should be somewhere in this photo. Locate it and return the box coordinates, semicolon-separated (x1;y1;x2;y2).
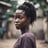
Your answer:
15;23;20;25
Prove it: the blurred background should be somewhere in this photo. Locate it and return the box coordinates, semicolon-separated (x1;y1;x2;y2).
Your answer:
0;0;48;48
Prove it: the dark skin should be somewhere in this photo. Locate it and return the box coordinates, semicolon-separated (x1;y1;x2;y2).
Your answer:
14;10;30;34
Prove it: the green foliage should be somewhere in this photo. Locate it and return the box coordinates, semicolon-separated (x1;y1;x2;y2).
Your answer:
0;0;10;3
29;0;33;1
0;28;3;35
28;0;47;10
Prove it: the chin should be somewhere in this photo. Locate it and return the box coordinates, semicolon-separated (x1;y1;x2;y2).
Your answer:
16;26;21;29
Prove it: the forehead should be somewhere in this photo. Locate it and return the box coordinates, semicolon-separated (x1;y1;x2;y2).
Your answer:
14;10;26;17
15;9;25;14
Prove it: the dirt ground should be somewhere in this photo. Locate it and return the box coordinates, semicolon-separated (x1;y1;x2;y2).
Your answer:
0;39;48;48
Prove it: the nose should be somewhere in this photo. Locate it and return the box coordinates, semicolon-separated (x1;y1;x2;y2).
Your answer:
14;18;20;23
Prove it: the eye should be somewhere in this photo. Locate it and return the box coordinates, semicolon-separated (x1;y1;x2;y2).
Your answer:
14;15;17;19
14;13;25;19
20;16;24;19
14;15;21;19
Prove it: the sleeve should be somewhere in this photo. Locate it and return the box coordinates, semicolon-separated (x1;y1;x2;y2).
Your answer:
21;37;36;48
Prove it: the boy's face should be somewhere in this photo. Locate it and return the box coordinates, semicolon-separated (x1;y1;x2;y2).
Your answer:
14;10;30;29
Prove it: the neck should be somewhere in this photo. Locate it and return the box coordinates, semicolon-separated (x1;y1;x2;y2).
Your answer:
21;25;29;34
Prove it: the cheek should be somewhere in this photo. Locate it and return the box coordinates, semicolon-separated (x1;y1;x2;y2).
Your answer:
20;18;28;25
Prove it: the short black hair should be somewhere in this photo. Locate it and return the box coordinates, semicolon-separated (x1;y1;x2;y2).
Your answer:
17;2;36;24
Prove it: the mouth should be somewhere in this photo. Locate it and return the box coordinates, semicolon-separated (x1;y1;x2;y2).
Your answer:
15;23;20;26
15;23;21;29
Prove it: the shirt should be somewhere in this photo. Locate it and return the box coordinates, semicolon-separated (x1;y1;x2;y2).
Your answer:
13;32;36;48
